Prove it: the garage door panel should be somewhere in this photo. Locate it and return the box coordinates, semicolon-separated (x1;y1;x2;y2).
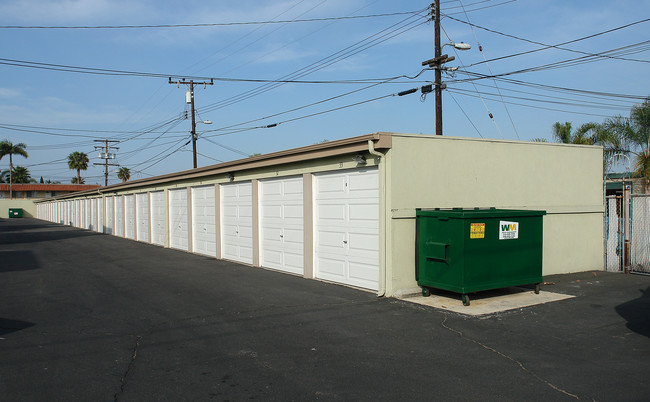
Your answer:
317;204;346;221
150;191;165;246
348;232;379;253
349;203;379;223
317;175;346;195
282;228;303;245
283;252;304;271
114;196;124;237
239;246;253;260
348;261;379;288
263;205;282;219
314;168;379;290
192;186;217;257
263;226;282;241
259;176;304;275
263;249;283;266
284;204;303;219
169;189;189;251
221;182;253;264
317;256;346;278
125;195;136;240
136;193;150;243
348;174;379;192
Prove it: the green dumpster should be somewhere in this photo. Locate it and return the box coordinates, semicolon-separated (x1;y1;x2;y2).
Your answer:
416;208;546;306
8;208;23;218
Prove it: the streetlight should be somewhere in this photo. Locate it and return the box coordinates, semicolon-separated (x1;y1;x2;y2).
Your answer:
442;41;471;51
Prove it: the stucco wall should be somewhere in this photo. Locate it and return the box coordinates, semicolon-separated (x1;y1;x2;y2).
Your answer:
385;134;604;296
0;199;36;218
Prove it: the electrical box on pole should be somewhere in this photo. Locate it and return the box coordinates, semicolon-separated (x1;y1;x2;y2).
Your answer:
169;77;214;169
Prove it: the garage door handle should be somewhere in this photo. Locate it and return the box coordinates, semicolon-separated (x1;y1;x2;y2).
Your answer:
343;240;348;244
280;234;284;238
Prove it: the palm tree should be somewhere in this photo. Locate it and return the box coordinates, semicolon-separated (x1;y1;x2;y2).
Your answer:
603;98;650;181
0;139;28;199
552;121;622;170
71;176;85;184
10;166;33;183
68;151;89;185
117;167;131;182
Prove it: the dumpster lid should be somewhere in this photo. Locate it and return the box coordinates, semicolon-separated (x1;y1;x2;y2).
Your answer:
416;208;546;219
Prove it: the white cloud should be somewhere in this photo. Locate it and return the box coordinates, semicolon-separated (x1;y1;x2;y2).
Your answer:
0;0;152;24
0;88;22;98
0;95;128;126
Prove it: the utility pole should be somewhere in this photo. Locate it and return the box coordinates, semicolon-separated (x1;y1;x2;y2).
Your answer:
168;78;214;169
93;139;119;187
433;0;442;136
421;1;459;136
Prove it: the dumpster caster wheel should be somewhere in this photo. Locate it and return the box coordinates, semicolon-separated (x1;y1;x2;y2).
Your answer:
534;284;541;294
422;287;430;297
462;294;470;306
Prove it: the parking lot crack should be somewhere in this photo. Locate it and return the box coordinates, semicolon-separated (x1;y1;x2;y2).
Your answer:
114;335;142;402
441;315;582;400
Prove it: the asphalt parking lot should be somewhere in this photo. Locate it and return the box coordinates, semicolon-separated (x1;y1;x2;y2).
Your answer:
1;218;649;401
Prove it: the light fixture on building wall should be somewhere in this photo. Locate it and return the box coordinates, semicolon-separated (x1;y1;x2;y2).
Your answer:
228;173;235;182
352;154;367;165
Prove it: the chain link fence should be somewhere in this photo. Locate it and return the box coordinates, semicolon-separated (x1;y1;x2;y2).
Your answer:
630;194;650;273
605;194;650;274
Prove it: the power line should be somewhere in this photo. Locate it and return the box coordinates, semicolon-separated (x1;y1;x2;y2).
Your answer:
0;10;422;29
448;40;650;84
447;91;484;138
443;15;650;67
457;0;519;140
197;10;430;114
447;88;620;118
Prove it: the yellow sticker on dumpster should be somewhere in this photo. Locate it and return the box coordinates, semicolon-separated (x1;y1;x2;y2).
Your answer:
470;223;485;239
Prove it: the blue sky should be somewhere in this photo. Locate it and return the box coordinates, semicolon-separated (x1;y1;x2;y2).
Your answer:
0;0;648;184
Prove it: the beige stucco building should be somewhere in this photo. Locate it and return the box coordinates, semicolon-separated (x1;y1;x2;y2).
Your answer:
35;133;604;297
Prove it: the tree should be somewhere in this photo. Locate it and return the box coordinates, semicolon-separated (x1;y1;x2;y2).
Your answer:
71;176;85;184
10;166;33;183
0;139;28;199
602;98;650;180
551;121;623;170
117;167;131;182
68;151;89;185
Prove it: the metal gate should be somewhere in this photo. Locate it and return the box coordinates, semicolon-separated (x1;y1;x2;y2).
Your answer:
605;193;650;274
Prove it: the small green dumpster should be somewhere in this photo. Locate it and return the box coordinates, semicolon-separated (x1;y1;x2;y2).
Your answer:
416;208;546;306
8;208;23;218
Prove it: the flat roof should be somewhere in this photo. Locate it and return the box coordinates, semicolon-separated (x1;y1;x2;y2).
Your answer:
0;184;100;192
36;132;392;201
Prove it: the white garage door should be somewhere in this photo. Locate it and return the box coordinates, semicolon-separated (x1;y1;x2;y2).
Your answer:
75;200;81;228
221;182;253;264
86;199;92;230
96;197;104;233
136;193;150;243
150;191;165;246
105;196;114;234
169;188;189;251
314;168;379;291
192;185;217;257
259;176;304;275
90;198;97;231
124;194;136;240
114;195;124;237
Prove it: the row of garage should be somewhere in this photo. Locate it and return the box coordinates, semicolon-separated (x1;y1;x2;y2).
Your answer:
35;133;606;297
37;168;381;291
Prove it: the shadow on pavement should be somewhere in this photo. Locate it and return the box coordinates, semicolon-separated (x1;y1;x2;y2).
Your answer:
0;250;41;273
615;285;650;338
0;318;35;336
0;228;98;245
